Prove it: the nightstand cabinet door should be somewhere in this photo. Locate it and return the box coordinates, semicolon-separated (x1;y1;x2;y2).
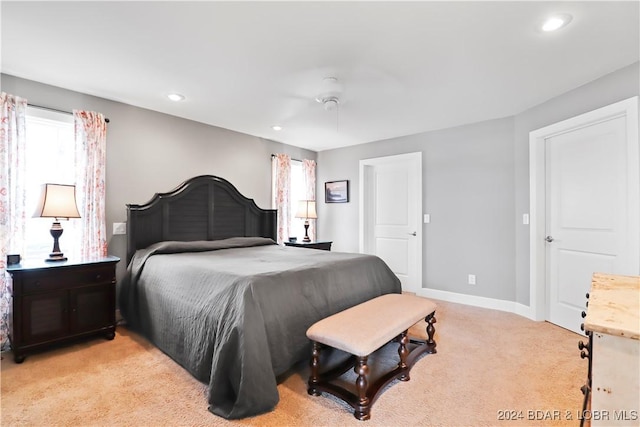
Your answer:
21;290;69;344
70;283;115;334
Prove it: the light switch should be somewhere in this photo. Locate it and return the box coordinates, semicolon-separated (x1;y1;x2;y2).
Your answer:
113;222;127;235
423;214;430;224
523;214;530;225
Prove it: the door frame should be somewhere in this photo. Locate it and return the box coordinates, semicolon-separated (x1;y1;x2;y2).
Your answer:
359;152;423;292
529;96;639;321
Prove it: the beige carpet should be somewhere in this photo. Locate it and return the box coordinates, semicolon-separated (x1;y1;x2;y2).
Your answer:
1;300;586;426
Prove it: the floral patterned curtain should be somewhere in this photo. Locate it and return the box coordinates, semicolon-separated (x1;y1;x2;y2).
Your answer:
303;159;317;241
74;110;108;259
272;154;291;244
0;92;28;351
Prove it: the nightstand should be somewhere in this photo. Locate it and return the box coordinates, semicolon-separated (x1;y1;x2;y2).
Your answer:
7;256;120;363
284;241;333;251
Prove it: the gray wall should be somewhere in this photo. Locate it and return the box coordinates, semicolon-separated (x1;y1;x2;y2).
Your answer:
1;74;316;280
317;118;516;301
318;61;639;304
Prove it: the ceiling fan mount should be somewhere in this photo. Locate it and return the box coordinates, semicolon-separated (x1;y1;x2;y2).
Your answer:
316;95;340;111
315;77;342;111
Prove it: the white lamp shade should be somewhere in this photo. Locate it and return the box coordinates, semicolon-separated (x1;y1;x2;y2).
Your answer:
295;200;317;219
33;183;81;219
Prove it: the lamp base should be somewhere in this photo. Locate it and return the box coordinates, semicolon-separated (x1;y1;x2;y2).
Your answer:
303;221;311;242
46;221;67;262
45;253;68;262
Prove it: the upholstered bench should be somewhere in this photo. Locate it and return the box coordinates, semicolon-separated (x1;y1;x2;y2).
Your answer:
306;293;437;420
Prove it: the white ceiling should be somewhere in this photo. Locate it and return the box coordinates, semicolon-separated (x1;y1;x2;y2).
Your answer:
2;1;638;152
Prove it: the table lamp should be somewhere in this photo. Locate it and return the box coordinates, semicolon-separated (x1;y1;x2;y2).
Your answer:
295;200;317;243
33;183;81;262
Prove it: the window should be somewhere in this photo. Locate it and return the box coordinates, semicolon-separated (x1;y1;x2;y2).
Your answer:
24;107;80;259
289;160;306;239
271;155;316;243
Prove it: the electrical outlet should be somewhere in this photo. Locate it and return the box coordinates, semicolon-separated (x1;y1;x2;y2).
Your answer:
113;222;127;235
468;274;476;285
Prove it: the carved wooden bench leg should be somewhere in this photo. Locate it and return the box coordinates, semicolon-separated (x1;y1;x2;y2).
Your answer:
425;312;437;354
397;330;410;381
354;356;371;421
308;341;322;396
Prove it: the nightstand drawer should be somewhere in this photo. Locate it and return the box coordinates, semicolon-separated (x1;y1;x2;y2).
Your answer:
22;265;114;294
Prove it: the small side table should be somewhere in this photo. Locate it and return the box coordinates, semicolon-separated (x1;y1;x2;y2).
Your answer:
7;256;120;363
284;241;333;251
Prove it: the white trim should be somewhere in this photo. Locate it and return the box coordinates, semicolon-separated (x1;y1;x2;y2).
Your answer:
418;288;535;320
359;152;423;292
528;96;640;322
529;130;547;321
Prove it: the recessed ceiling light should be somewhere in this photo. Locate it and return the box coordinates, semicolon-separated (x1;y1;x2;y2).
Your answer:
167;93;185;102
542;14;572;32
272;125;283;131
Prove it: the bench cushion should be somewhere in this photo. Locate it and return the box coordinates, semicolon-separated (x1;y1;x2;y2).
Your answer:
306;294;436;357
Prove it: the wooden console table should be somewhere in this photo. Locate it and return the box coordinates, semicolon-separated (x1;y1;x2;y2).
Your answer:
583;273;639;426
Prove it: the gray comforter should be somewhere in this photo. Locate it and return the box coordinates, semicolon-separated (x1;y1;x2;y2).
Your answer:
118;237;401;419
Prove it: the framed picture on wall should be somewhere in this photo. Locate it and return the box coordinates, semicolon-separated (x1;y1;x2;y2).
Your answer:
325;180;349;203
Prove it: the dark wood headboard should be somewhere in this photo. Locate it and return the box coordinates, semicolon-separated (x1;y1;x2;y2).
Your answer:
126;175;277;262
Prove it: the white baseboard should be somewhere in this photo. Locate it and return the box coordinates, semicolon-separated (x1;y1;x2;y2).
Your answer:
511;301;535;319
417;287;536;320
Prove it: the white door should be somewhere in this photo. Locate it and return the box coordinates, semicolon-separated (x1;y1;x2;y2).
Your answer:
360;153;422;293
546;115;637;333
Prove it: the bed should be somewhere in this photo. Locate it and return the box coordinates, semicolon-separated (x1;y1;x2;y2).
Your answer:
118;175;401;419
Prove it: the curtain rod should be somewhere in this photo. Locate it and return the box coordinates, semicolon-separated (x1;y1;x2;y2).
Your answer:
271;154;316;164
27;103;110;123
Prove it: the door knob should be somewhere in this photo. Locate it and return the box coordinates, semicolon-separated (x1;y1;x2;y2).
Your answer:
545;236;554;242
409;231;417;236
